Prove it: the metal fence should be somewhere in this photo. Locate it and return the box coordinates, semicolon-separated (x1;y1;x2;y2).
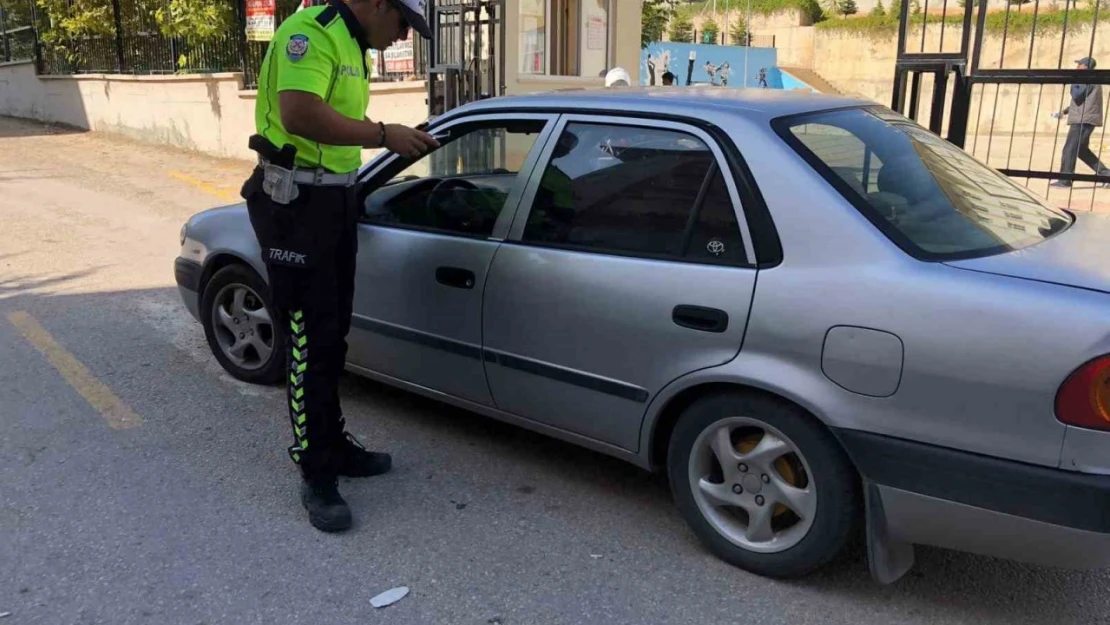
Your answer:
690;28;776;48
0;2;36;63
10;0;426;88
891;0;1110;212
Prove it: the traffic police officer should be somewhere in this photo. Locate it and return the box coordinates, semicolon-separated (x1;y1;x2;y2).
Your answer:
241;0;438;533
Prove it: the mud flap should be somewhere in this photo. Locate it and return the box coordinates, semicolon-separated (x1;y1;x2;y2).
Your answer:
864;480;916;584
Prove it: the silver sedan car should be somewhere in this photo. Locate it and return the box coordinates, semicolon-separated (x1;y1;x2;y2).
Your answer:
175;87;1110;583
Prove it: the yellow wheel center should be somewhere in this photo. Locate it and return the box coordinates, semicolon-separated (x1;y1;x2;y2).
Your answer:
736;435;797;518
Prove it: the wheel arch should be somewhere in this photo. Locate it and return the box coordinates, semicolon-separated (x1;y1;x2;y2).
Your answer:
644;377;860;480
199;252;268;299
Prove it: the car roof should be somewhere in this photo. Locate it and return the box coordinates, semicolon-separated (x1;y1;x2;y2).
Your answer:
452;87;876;124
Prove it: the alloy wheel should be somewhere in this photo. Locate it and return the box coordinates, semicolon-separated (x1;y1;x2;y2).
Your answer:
688;416;818;554
210;282;275;371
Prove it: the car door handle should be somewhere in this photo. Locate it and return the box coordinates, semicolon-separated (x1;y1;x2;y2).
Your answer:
672;305;729;333
435;266;475;289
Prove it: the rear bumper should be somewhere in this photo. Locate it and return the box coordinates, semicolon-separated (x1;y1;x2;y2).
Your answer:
836;429;1110;573
174;257;202;322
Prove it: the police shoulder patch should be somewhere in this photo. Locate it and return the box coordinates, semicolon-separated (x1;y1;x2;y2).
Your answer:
286;34;310;61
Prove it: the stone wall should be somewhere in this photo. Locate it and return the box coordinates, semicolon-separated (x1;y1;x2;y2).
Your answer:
0;60;428;163
810;22;1110;136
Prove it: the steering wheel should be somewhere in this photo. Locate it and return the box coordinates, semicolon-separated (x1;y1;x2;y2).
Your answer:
425;177;480;212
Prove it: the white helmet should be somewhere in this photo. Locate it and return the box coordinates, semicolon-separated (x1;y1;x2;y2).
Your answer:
604;67;630;87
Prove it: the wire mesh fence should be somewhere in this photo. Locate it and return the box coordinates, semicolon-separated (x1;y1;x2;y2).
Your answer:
8;0;426;88
0;1;36;63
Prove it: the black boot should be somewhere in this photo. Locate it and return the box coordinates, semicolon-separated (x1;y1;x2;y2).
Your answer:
332;422;393;478
300;473;352;533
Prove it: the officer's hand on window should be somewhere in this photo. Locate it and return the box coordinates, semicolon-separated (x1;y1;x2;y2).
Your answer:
382;123;440;159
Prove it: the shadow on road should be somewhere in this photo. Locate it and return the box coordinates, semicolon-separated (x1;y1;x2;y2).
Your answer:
0;268;104;297
0;115;87;139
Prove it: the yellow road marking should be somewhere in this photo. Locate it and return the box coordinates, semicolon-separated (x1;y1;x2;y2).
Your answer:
7;311;142;430
167;170;239;203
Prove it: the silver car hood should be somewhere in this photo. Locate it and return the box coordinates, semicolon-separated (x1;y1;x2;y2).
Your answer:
944;211;1110;295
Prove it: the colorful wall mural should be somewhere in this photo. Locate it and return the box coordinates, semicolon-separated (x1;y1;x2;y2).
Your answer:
639;41;815;93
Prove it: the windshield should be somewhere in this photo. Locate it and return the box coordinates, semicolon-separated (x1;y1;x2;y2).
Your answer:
776;106;1073;261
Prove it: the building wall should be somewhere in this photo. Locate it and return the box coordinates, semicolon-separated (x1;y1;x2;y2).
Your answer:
505;0;643;95
0;1;645;161
808;23;1110;136
0;60;427;163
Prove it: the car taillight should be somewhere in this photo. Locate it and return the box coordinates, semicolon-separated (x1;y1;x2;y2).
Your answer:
1056;354;1110;430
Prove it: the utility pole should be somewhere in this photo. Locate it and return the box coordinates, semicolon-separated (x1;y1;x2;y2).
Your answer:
744;0;751;86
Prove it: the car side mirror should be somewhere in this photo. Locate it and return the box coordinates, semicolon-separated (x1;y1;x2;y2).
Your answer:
364;189;393;219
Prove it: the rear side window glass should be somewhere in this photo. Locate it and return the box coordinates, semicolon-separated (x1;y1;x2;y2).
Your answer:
778;107;1073;260
686;169;747;264
522;122;747;264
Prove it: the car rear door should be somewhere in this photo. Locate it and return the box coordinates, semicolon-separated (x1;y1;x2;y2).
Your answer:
481;114;759;451
346;112;559;406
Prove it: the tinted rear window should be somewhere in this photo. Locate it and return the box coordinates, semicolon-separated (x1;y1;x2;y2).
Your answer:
776;107;1072;261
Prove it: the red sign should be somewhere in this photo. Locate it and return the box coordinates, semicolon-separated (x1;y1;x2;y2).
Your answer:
245;0;276;41
382;33;414;74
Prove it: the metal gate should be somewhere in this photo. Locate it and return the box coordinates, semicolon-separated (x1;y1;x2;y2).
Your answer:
891;0;1110;210
425;0;505;117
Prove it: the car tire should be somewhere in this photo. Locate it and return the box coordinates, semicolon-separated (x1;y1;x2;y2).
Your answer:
667;390;860;579
200;263;285;386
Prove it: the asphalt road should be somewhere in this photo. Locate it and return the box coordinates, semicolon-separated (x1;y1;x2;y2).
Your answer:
1;115;1108;625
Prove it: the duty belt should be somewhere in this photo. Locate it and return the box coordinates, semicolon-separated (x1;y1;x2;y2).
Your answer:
257;156;359;187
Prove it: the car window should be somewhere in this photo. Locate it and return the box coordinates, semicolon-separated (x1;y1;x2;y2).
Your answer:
686;168;747;263
363;120;547;238
778;107;1073;261
791;123;884;196
521;122;748;263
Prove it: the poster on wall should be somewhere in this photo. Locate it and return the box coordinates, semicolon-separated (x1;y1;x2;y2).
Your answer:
587;16;606;50
245;0;275;41
521;23;545;73
383;33;414;74
367;50;380;79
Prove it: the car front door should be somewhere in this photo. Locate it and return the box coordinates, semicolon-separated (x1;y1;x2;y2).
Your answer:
346;112;559;406
481;114;760;451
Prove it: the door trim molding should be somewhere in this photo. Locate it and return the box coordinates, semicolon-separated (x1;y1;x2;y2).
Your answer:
483;348;650;403
352;314;649;403
351;314;483;360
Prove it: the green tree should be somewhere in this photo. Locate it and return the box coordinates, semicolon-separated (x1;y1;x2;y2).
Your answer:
641;0;673;47
837;0;859;15
871;0;887;17
32;0;234;71
669;14;694;42
700;16;719;44
154;0;233;40
730;14;748;45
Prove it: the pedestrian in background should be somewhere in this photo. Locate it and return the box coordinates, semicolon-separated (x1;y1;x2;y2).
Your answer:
1051;56;1110;188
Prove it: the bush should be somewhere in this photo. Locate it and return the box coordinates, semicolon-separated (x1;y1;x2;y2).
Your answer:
816;2;1109;36
676;0;827;25
670;15;695;42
